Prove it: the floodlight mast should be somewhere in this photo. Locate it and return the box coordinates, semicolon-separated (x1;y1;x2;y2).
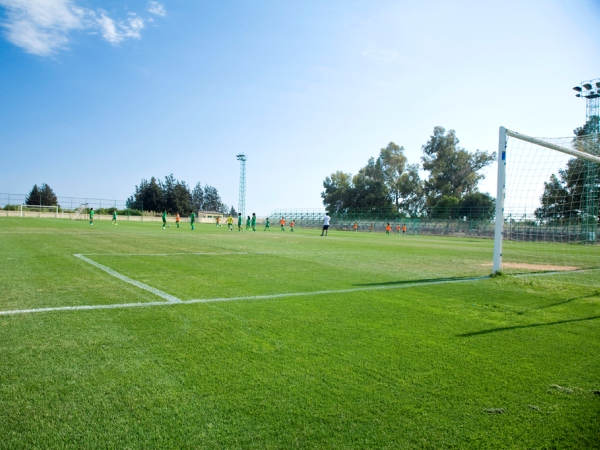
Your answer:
236;154;247;219
572;78;600;243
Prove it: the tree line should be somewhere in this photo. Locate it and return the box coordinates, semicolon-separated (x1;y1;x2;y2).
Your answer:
321;126;497;219
17;175;233;216
126;174;233;215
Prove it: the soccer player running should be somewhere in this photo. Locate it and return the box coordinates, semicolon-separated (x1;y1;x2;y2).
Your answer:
280;217;285;231
264;217;270;231
251;213;257;232
216;216;221;227
320;212;330;236
290;220;295;232
111;210;117;225
89;207;94;226
385;223;391;235
238;214;243;231
246;216;251;231
162;211;167;229
176;213;180;228
396;224;401;235
402;224;407;235
190;211;195;230
227;215;233;231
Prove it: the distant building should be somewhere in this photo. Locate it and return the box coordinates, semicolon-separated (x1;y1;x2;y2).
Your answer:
197;210;224;220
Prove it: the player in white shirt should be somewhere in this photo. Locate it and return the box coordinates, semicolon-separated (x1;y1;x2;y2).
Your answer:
321;213;331;236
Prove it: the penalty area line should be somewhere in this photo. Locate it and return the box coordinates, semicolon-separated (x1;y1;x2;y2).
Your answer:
73;254;182;303
0;275;490;316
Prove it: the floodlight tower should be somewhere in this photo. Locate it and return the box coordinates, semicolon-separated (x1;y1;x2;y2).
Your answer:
236;154;247;219
572;79;600;243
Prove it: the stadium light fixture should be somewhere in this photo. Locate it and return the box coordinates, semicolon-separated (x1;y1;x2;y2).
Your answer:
583;83;593;90
573;86;582;92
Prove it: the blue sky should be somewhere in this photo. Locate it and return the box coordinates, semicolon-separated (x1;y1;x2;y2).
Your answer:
1;0;599;215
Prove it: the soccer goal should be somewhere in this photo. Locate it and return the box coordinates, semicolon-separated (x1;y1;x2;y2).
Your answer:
493;127;600;287
19;204;59;218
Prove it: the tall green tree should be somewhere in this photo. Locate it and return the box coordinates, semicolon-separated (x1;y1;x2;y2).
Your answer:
458;192;495;220
160;174;177;213
128;177;164;212
171;181;193;214
321;171;353;214
191;182;204;211
421;126;496;207
203;185;227;213
26;183;58;206
396;164;425;217
350;157;391;210
379;142;408;211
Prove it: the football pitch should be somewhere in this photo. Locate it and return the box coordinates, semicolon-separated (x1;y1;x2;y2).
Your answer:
1;218;599;449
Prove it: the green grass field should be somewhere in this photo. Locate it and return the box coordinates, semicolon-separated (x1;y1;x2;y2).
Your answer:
1;218;599;449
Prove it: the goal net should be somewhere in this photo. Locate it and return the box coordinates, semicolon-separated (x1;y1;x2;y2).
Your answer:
19;204;59;218
493;127;600;287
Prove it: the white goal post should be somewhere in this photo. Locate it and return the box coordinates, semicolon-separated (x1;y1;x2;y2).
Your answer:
493;126;600;282
19;204;59;218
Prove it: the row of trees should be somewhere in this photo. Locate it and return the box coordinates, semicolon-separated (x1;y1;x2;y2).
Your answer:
322;126;497;219
126;174;232;214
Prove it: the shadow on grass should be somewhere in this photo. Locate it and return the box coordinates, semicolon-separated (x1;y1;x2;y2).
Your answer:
458;315;600;337
353;276;487;287
534;293;600;310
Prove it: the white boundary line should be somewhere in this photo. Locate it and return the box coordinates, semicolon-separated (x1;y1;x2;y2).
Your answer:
73;254;182;303
80;251;367;257
0;270;489;316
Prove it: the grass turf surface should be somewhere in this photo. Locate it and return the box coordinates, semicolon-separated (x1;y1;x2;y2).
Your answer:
0;218;599;448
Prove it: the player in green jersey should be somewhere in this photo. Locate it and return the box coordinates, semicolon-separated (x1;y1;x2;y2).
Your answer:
264;217;270;231
162;211;167;229
89;207;94;225
190;212;195;230
246;216;251;230
112;210;117;225
238;214;243;231
251;213;257;232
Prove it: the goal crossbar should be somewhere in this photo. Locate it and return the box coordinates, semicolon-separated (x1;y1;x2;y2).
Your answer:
505;128;600;164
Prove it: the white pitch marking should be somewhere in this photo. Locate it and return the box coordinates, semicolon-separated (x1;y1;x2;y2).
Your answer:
0;276;489;316
184;276;490;304
74;254;181;303
80;251;364;257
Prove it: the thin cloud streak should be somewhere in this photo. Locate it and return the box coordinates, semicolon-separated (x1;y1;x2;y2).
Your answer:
149;1;165;17
0;0;164;55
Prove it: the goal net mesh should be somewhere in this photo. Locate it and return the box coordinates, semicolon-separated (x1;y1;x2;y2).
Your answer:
501;130;600;286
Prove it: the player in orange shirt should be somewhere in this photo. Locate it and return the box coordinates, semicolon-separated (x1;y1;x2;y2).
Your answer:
353;222;358;232
280;217;285;231
175;213;180;228
290;220;295;232
396;224;401;235
385;223;391;235
402;224;407;235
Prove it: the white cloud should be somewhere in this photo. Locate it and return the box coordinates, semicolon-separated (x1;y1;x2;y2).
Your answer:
0;0;161;56
97;11;144;44
148;1;165;17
